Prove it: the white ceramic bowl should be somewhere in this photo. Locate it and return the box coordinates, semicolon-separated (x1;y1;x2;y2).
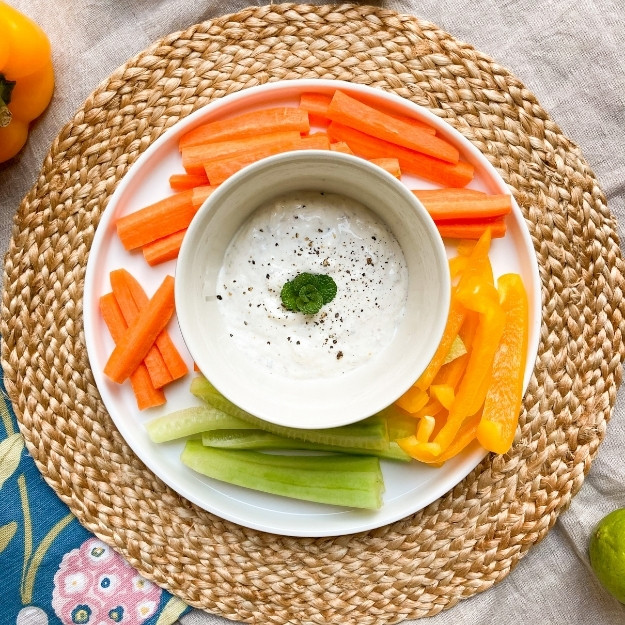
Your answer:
175;150;450;429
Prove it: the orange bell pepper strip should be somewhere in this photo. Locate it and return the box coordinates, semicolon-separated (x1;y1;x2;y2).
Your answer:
0;2;54;162
394;385;429;414
449;255;468;280
406;411;483;465
416;415;436;443
415;230;492;392
429;384;455;410
455;228;494;288
396;410;482;463
456;239;477;256
421;265;505;457
415;297;466;392
477;273;529;454
411;398;445;420
432;309;479;388
395;436;440;460
432;281;505;437
433;411;482;464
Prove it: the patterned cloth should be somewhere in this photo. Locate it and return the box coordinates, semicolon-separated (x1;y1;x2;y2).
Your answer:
0;372;189;625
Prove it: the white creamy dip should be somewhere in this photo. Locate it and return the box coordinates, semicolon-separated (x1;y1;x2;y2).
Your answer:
216;190;408;379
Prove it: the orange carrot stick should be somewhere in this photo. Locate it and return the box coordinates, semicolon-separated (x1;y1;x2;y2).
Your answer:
411;188;486;200
370;157;401;178
115;269;189;381
104;274;176;384
99;293;166;410
300;92;333;116
413;189;512;220
169;172;209;191
142;230;187;266
191;185;219;209
328;122;474;187
182;131;303;174
203;134;331;185
300;92;436;134
435;217;507;239
330;141;354;154
329;144;401;177
109;270;173;388
327;91;459;163
116;189;196;251
179;107;310;150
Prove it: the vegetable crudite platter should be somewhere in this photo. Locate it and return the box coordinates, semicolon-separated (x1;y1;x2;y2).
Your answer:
2;4;624;624
83;76;540;534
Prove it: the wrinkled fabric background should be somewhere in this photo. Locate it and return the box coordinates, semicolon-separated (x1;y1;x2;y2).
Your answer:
1;1;624;623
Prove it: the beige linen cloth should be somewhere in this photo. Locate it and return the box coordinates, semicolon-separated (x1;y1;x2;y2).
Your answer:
1;1;624;623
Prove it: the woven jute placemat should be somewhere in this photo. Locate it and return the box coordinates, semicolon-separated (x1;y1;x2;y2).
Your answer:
3;3;625;623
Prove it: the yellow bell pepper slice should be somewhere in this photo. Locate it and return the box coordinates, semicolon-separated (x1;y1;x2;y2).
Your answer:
477;273;529;454
394;386;429;414
0;1;54;162
416;415;436;443
430;384;455;410
419;411;483;466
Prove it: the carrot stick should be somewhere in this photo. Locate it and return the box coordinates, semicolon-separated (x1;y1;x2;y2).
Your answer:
370;157;401;178
169;172;209;191
413;189;512;220
327;91;459;163
109;270;173;388
114;269;189;381
330;141;354;154
300;93;333;117
411;188;486;200
104;275;176;384
182;131;303;174
142;230;187;266
203;134;331;185
179;107;310;150
192;185;220;209
328;122;474;187
329;144;401;177
99;293;166;410
116;189;196;251
435;217;507;239
300;92;436;135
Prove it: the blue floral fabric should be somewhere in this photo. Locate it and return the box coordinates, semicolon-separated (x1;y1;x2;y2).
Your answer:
0;371;189;625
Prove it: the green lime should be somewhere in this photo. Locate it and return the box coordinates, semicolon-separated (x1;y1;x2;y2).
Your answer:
589;508;625;603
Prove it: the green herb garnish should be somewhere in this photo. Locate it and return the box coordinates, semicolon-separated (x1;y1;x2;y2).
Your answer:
281;272;337;315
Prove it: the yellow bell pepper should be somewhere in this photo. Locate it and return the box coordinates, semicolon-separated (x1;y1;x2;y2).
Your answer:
398;411;483;465
477;273;529;454
0;1;54;162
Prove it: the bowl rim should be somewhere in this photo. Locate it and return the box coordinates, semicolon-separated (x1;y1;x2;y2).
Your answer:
175;149;451;429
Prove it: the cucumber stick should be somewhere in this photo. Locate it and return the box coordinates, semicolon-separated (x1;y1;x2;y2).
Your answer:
201;429;411;462
190;375;390;450
145;406;254;443
181;440;384;509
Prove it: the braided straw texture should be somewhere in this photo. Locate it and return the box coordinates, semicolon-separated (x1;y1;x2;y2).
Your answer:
2;4;625;623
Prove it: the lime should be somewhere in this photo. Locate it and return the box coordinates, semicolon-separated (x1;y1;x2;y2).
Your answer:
589;508;625;603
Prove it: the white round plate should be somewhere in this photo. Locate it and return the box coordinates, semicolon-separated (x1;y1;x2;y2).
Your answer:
84;79;541;537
